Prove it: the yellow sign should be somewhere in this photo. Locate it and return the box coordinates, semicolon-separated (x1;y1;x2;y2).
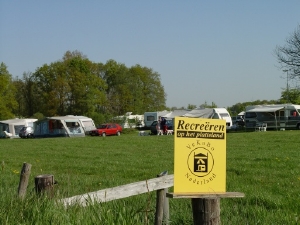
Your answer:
174;117;226;193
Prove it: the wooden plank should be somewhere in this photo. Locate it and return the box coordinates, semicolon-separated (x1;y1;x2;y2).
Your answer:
60;174;174;207
155;171;169;225
18;162;32;199
167;192;245;199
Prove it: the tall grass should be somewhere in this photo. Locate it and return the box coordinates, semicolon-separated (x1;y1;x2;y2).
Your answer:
0;130;299;224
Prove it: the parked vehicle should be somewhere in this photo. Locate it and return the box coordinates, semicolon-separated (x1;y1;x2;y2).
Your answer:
245;104;300;130
144;111;170;128
231;116;245;126
150;120;173;135
65;115;96;134
89;123;122;137
19;126;34;138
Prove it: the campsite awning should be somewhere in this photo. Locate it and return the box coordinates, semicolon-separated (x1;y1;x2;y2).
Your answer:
246;107;284;112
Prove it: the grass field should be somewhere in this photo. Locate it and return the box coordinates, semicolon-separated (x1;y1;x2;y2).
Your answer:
0;130;299;224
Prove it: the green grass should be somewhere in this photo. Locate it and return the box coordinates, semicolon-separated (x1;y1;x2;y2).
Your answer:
0;130;299;224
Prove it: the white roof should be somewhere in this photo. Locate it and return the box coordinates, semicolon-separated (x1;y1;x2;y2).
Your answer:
163;109;191;119
182;108;214;118
247;106;284;112
238;111;245;116
0;118;37;125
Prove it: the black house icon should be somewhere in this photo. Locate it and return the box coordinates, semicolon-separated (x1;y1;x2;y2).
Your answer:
194;152;208;173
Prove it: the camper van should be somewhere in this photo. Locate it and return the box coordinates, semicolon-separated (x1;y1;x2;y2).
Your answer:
143;111;170;128
245;104;300;130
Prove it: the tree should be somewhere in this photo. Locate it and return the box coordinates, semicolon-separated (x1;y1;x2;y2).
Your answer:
5;50;167;119
32;51;107;117
12;77;26;117
0;62;17;119
187;104;197;109
227;99;281;116
280;88;300;104
14;72;41;117
199;101;218;109
101;62;167;115
33;63;65;116
128;65;166;112
102;60;130;115
275;25;300;81
63;52;107;115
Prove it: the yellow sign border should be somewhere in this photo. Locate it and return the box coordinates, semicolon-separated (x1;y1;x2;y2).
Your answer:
173;117;226;193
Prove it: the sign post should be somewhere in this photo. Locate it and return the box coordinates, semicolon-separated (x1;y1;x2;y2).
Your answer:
167;117;244;224
174;117;226;194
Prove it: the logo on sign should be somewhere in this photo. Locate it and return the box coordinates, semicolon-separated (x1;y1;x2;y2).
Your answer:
187;147;214;177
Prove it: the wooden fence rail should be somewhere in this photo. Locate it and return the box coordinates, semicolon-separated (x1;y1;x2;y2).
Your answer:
60;174;174;207
60;173;244;225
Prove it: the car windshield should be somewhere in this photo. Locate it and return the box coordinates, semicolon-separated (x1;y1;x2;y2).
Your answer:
98;124;108;129
151;121;158;126
20;127;27;131
151;120;173;126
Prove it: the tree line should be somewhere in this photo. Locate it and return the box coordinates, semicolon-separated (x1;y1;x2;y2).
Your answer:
0;51;166;125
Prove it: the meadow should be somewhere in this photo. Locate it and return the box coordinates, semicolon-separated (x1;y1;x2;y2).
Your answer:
0;130;299;224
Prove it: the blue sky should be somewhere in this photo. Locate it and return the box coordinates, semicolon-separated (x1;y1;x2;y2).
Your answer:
1;1;299;108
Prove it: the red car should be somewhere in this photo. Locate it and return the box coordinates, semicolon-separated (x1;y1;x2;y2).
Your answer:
89;123;122;137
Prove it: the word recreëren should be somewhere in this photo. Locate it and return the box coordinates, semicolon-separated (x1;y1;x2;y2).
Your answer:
176;119;225;132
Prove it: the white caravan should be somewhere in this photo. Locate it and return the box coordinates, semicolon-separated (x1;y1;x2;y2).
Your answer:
245;104;300;130
144;111;170;128
115;112;144;128
65;115;96;134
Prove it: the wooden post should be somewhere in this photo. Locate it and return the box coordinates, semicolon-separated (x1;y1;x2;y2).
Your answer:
166;192;245;225
18;162;32;199
35;174;54;197
191;198;220;225
155;171;169;225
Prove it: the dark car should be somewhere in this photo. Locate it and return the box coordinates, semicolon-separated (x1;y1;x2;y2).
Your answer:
19;126;34;138
89;123;122;137
150;119;173;135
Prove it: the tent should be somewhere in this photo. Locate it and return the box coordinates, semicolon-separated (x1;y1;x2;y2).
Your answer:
182;108;215;118
34;116;85;138
181;108;233;129
0;118;37;138
163;109;191;119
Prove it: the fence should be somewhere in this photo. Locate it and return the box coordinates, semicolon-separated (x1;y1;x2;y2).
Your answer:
18;163;244;225
60;172;244;225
